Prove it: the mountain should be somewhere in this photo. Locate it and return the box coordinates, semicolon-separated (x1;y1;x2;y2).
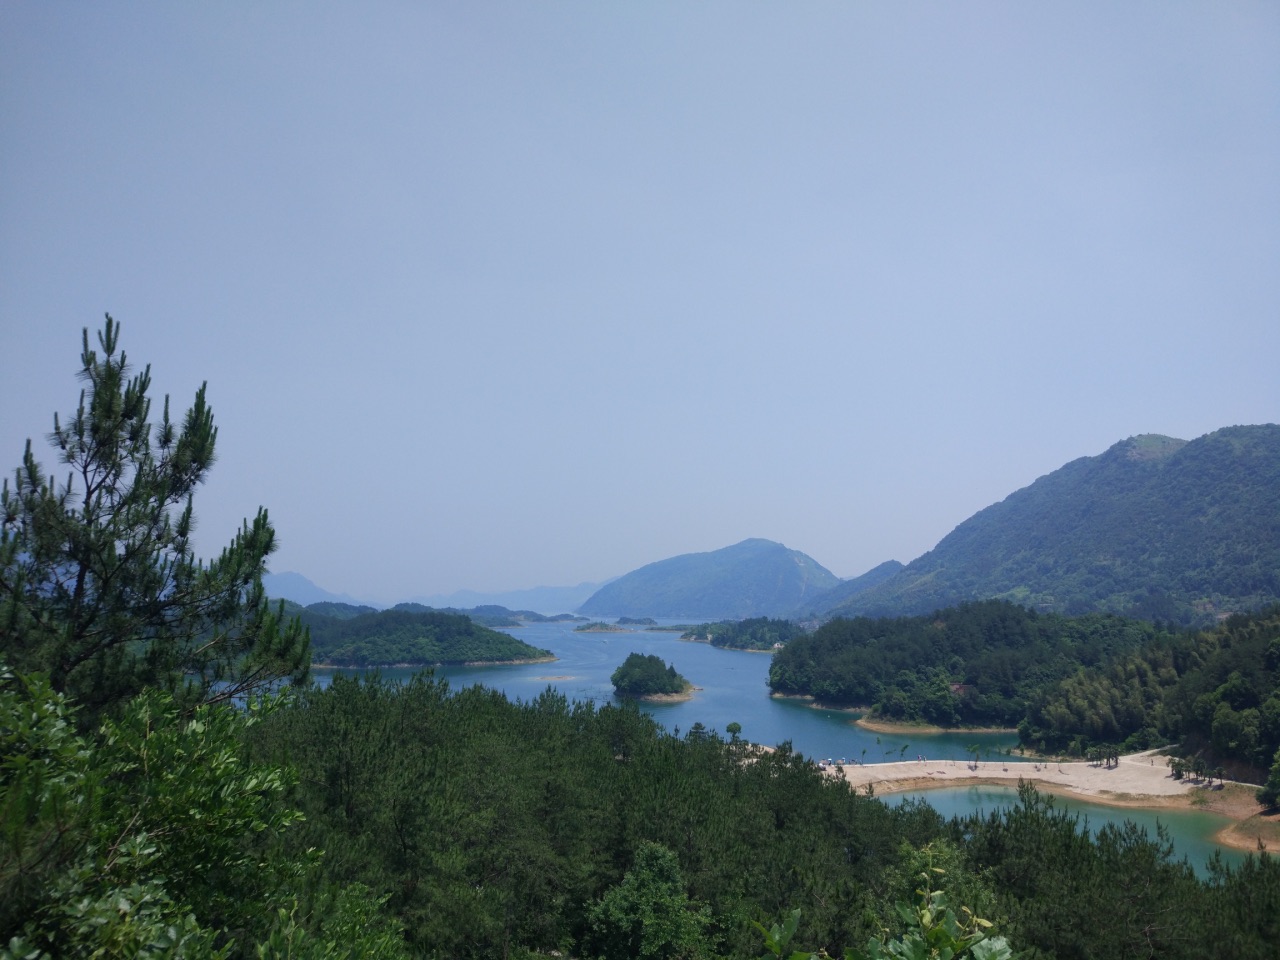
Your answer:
576;538;841;619
821;425;1280;624
265;572;606;617
406;580;610;616
263;571;375;608
794;559;905;617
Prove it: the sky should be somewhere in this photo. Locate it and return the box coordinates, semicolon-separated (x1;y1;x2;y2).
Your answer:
2;3;1277;606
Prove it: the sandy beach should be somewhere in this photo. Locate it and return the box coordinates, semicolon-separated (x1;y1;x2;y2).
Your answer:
832;750;1280;853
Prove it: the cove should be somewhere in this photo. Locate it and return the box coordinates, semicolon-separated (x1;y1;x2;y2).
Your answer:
309;618;1248;872
882;784;1246;878
310;618;1024;764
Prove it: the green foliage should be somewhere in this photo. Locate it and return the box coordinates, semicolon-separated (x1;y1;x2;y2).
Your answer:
753;909;810;960
825;426;1280;625
1021;605;1280;776
684;617;804;651
757;881;1011;960
251;884;411;960
250;672;945;958
304;601;379;620
0;317;308;725
582;841;712;960
611;652;690;697
1257;748;1280;808
770;600;1166;728
957;781;1210;959
304;607;552;666
240;671;1280;959
0;665;410;958
847;887;1011;960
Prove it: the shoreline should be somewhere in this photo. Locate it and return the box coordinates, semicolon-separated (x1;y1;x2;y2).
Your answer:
853;716;1020;735
769;693;866;714
834;750;1280;853
679;637;775;653
617;685;701;703
311;655;558;669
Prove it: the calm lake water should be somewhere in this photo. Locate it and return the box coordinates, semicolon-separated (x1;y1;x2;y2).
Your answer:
311;618;1249;873
883;785;1245;878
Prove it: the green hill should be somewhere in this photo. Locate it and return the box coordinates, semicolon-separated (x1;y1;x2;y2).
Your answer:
577;538;841;619
794;559;905;617
304;608;554;667
823;425;1280;625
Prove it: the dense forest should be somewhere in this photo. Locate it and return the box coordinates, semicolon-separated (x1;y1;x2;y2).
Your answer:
1020;606;1280;783
389;602;584;628
769;601;1169;728
7;322;1280;957
611;651;691;697
302;607;553;666
682;616;804;651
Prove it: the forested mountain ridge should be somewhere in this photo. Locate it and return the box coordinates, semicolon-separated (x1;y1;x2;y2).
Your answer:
821;425;1280;625
795;559;905;617
577;538;841;618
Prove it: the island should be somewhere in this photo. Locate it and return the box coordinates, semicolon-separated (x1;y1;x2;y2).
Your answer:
681;616;803;651
574;621;628;633
305;608;555;667
610;652;694;701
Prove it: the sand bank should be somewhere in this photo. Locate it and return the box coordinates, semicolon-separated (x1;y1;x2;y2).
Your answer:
852;717;1018;735
833;750;1280;853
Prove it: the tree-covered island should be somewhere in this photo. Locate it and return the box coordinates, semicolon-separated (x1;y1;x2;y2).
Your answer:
304;607;554;667
610;652;693;700
683;616;805;651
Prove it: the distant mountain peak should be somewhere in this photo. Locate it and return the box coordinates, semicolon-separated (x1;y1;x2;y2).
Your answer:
1112;434;1187;463
577;539;840;619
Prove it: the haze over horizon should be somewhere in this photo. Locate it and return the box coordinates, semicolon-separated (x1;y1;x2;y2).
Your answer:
3;4;1277;606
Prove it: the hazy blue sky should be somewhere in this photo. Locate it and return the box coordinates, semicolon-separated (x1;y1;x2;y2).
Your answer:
3;3;1277;605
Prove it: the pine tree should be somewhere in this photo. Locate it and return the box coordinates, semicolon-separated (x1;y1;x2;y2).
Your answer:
0;316;308;722
1258;748;1280;809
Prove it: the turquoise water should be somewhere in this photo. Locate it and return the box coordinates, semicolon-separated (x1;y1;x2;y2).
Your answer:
883;784;1246;878
310;618;1023;764
310;618;1248;871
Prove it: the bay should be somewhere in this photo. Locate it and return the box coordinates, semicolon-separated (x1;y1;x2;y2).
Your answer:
883;785;1246;878
310;618;1023;763
309;617;1248;871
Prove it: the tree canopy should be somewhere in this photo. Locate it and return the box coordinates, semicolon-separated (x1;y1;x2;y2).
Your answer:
611;652;690;697
0;317;308;724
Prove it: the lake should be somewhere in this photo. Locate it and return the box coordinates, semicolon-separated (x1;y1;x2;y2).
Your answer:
310;618;1249;872
312;618;1022;763
882;785;1245;878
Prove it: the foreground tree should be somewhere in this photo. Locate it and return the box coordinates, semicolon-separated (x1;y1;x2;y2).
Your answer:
0;317;307;723
0;666;409;958
583;841;712;960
